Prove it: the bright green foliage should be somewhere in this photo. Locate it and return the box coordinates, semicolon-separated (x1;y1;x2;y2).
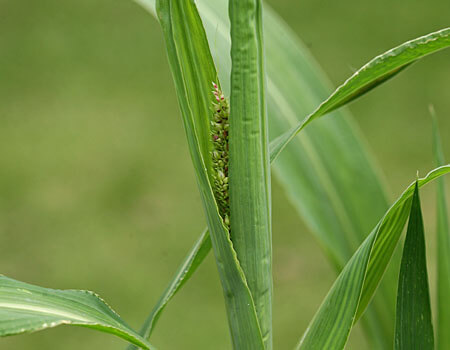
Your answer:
229;0;272;348
394;183;434;350
0;276;154;349
270;27;450;162
155;1;264;348
432;110;450;350
297;166;450;350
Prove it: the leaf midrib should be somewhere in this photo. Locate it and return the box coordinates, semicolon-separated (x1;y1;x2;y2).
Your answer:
0;302;93;323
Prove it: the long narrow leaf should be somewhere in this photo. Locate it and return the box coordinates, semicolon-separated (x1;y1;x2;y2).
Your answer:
297;166;450;350
0;276;154;350
394;182;434;350
270;27;450;162
432;109;450;350
127;230;211;350
155;1;264;348
229;1;272;348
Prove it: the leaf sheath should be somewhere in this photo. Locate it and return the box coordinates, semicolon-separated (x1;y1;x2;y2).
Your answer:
229;0;272;348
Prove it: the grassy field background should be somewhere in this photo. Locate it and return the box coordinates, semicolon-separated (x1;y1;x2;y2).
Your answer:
0;0;449;349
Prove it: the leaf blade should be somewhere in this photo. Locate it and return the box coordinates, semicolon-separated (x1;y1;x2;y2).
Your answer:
270;27;450;162
394;182;434;350
0;276;154;350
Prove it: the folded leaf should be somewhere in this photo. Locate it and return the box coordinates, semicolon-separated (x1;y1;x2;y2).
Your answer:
394;182;434;350
0;276;154;349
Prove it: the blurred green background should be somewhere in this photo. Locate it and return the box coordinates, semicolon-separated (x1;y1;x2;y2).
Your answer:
0;0;449;349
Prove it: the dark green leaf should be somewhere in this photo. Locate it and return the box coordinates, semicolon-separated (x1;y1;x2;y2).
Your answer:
394;182;434;350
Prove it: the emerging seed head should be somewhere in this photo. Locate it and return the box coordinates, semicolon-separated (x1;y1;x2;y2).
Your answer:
210;82;230;230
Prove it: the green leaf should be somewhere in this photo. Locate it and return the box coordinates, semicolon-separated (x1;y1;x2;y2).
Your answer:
270;27;450;162
432;108;450;350
394;182;434;350
155;1;264;348
0;276;154;349
127;230;211;350
229;0;272;348
297;166;450;350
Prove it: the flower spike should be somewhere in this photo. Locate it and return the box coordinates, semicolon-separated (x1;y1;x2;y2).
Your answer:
210;82;230;230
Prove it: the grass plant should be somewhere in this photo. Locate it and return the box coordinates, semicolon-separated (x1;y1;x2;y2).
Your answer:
1;0;449;349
